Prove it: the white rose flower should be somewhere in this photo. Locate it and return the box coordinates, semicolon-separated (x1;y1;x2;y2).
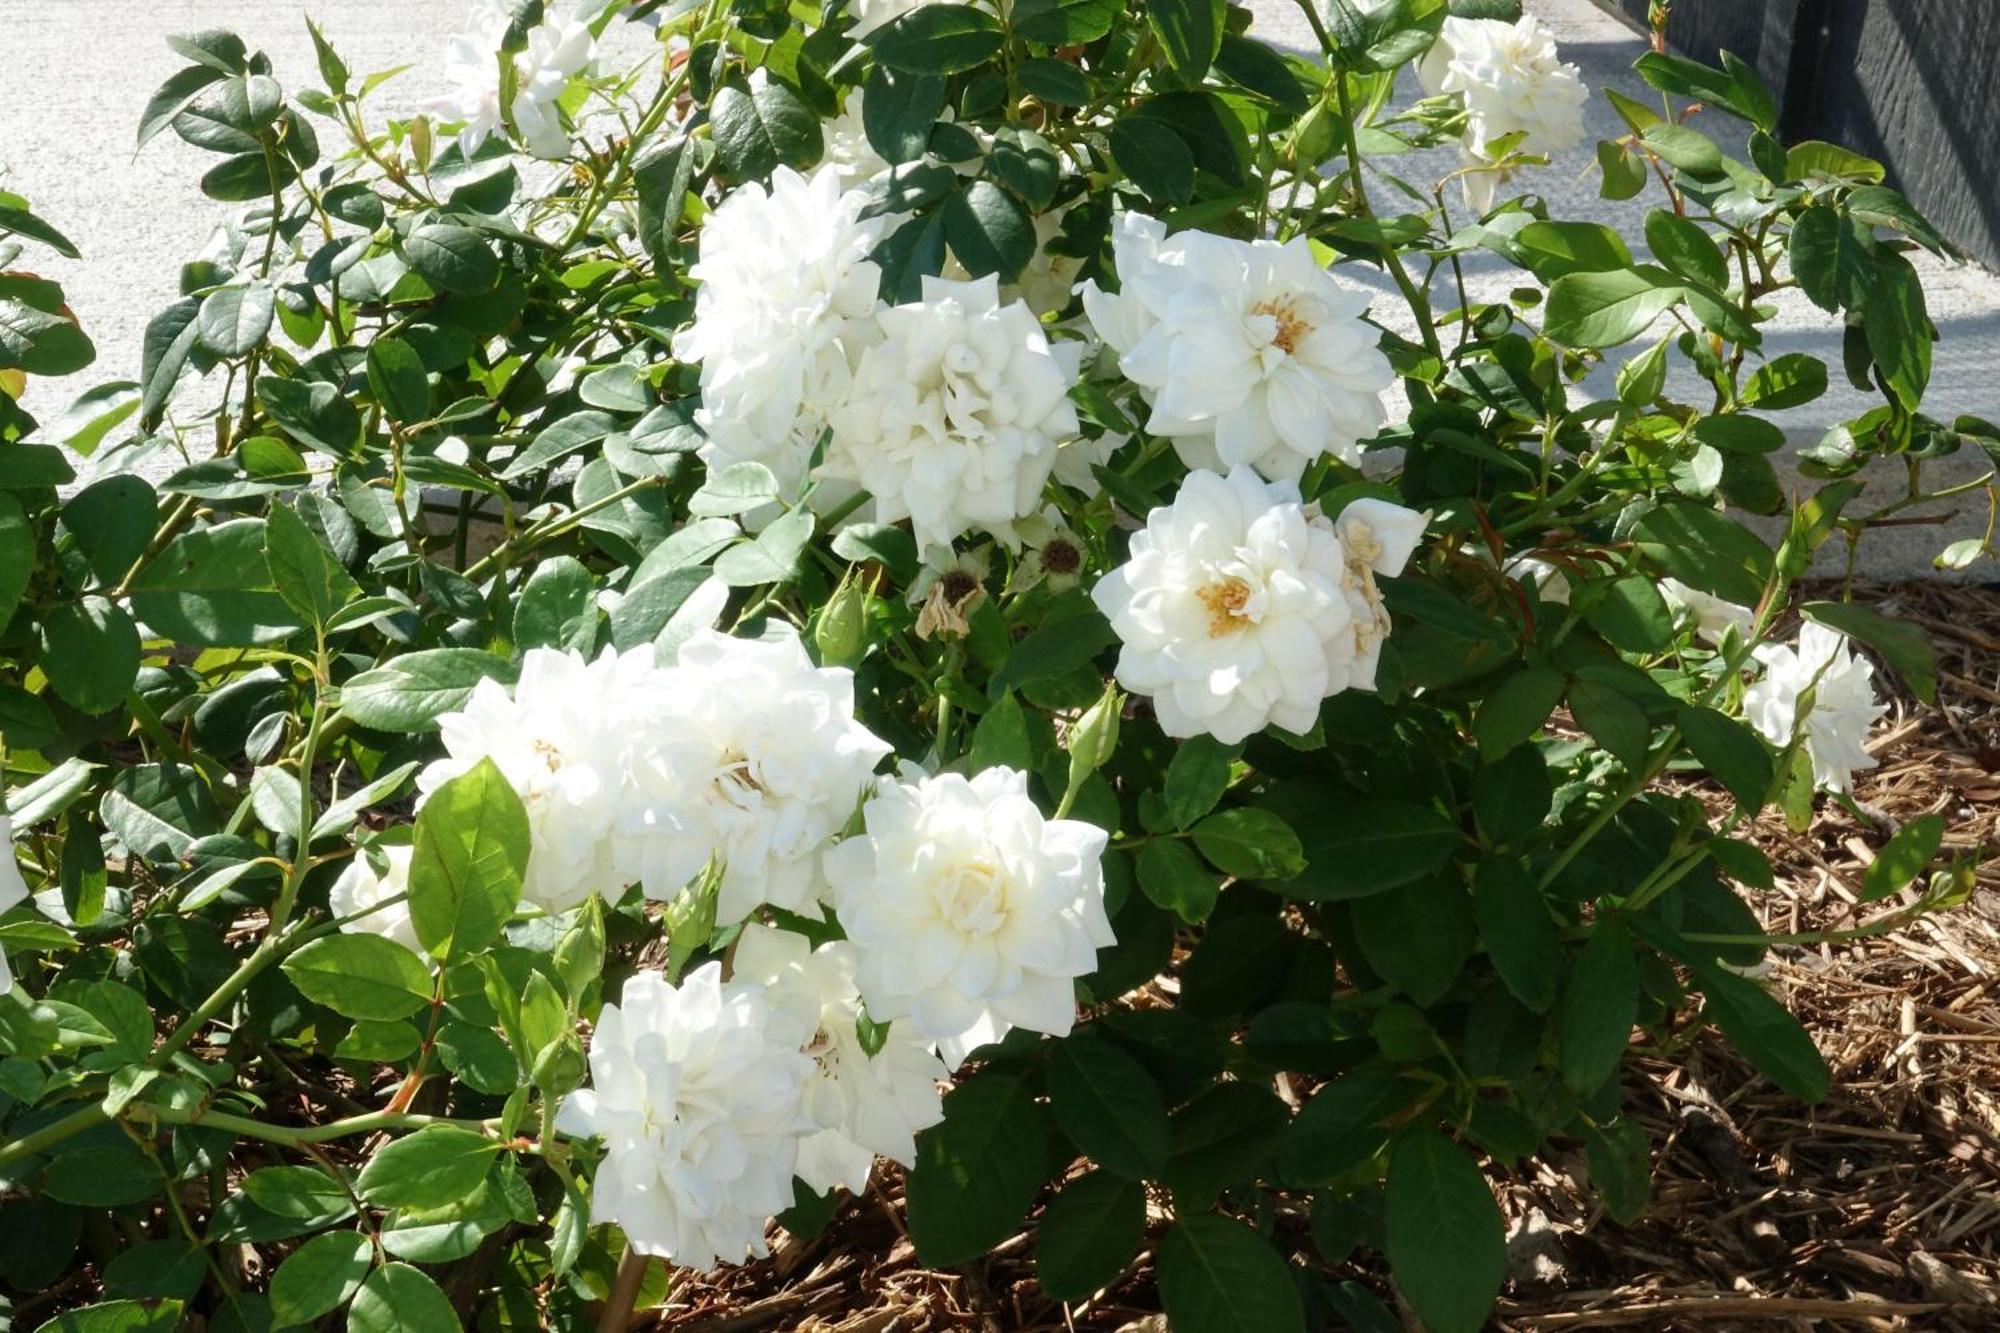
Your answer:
1504;552;1572;606
1662;577;1754;646
1419;16;1588;210
1014;204;1087;318
1079;214;1392;480
329;844;423;954
1742;622;1886;793
823;274;1081;553
0;814;31;995
1332;496;1430;692
670;165;886;500
822;93;892;190
822;768;1113;1068
420;645;663;913
615;628;892;925
732;923;948;1195
556;964;813;1270
430;0;599;160
1094;468;1423;742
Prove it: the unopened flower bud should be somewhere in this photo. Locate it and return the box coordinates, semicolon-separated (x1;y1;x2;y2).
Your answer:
1067;682;1123;784
814;571;870;665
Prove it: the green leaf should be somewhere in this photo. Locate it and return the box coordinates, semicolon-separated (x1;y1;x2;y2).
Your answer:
1135;836;1220;923
1474;666;1565;759
1677;705;1773;812
1278;1068;1409;1185
195;283;274;356
128;518;303;646
710;79;823;181
1147;0;1224;81
269;1231;372;1327
0;204;81;258
1385;1129;1505;1333
1108;115;1195;207
348;1261;463;1333
1287;798;1457;899
1639;123;1722;175
1788;205;1873;314
43;1144;159;1206
1742;353;1828;410
1583;1118;1652;1222
1212;35;1310;111
1690;959;1828;1102
1586;575;1675;653
367;336;431;423
861;65;944;164
1353;875;1474;1006
409;757;529;961
1035;1171;1144;1301
282;933;435;1021
357;1127;497;1211
241;1164;354;1225
1643;210;1727;289
1162;1081;1288;1207
868;5;1005;73
43;1300;184;1333
1860;813;1944;902
942;180;1034;281
1156;1215;1305;1333
499;409;619;480
1514;220;1633;279
1560;917;1637;1092
0;298;93;376
514;556;597;652
1631;501;1774;606
906;1073;1050;1266
713;508;814;586
265;501;358;629
1472;860;1560;1012
338;648;516;731
1543;269;1683;349
1863;252;1931;413
1048;1034;1171;1179
1799;600;1936;703
1011;0;1120;44
1189;807;1304;880
260;376;363;453
1162;735;1235;830
38;596;140;715
404;224;498;295
688;460;779;516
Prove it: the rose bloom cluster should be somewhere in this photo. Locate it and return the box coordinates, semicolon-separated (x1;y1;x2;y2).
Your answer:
332;628;1114;1271
357;0;1901;1284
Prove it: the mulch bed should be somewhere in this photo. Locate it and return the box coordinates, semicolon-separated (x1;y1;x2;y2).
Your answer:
644;580;2000;1333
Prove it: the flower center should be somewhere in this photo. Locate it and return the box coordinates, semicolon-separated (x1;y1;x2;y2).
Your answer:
940;569;981;604
937;858;1007;936
532;738;565;773
714;748;766;802
1041;539;1081;576
1251;297;1313;355
1197;576;1255;637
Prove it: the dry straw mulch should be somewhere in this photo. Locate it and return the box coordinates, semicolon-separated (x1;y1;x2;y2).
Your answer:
638;581;2000;1333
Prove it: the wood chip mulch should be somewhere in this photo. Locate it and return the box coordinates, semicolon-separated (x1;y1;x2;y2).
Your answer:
632;581;2000;1333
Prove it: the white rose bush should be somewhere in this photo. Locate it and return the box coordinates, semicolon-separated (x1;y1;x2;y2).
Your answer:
0;0;1989;1329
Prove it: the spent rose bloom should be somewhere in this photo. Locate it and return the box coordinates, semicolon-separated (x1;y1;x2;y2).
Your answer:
1743;622;1887;793
1080;214;1392;480
557;964;812;1270
1419;15;1588;210
328;844;423;954
1662;577;1754;645
431;0;599;160
614;628;891;925
733;923;948;1195
670;165;885;500
420;645;662;913
823;767;1113;1068
0;814;30;995
1093;469;1425;743
823;274;1081;554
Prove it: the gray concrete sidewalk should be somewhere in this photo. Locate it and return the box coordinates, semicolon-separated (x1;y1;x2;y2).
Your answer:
3;0;1995;576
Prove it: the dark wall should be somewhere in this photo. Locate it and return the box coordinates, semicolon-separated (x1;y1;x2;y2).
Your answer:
1609;0;2000;269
